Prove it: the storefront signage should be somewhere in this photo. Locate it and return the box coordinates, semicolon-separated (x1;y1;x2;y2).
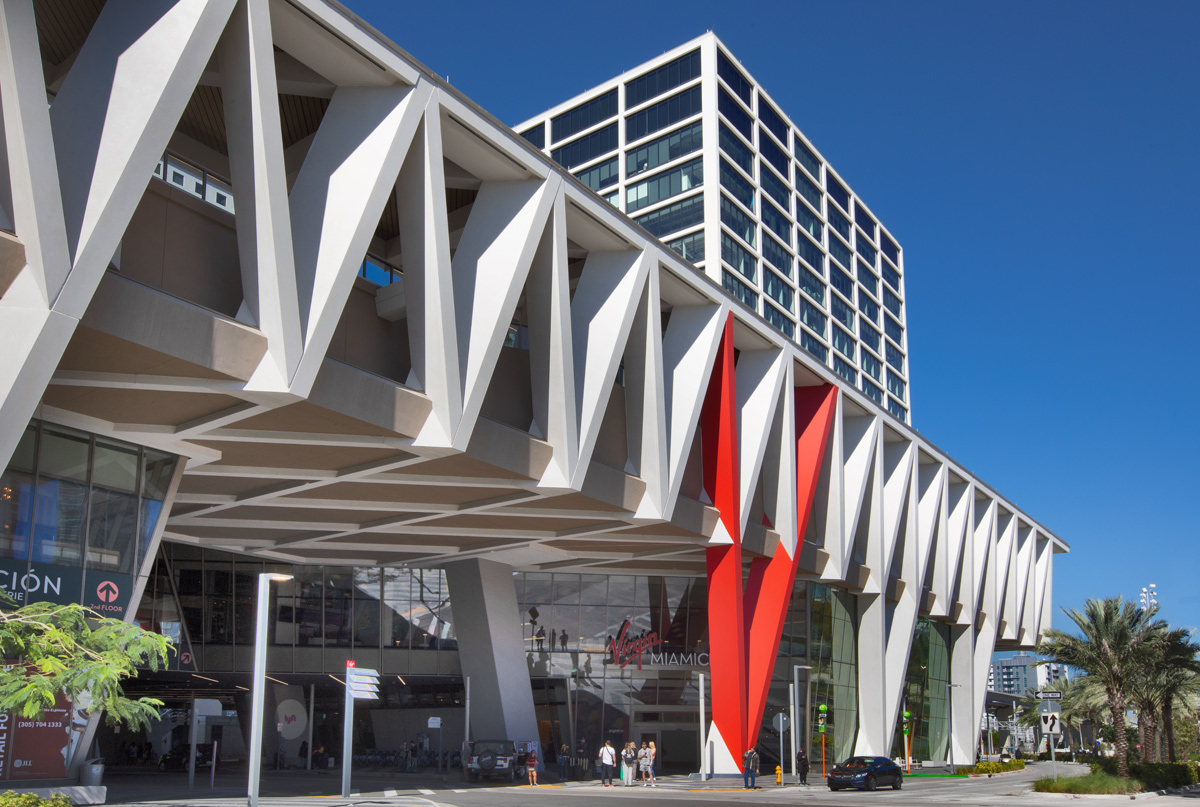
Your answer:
606;621;661;670
0;559;133;619
0;690;76;781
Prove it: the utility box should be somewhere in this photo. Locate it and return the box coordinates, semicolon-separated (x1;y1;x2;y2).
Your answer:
80;759;105;786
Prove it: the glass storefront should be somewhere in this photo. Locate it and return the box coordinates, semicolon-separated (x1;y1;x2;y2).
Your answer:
809;582;859;765
157;543;459;674
0;420;177;611
889;616;950;761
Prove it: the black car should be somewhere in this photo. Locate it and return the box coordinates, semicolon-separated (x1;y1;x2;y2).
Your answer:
827;756;902;791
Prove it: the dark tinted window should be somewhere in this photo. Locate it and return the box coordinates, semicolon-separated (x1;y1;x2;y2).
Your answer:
760;162;790;209
575;157;619;192
881;234;899;264
717;50;752;105
720;159;755;211
626;86;702;142
552;90;617;143
759;128;789;177
551;123;619;170
882;262;901;292
634;193;704;237
520;125;545;149
796;172;822;213
828;206;851;241
626;121;702;177
720;123;753;174
797;233;823;275
827;175;850;212
761;199;791;246
718;87;752;140
795;138;821;180
854;202;876;240
626;50;701;107
759;99;788;144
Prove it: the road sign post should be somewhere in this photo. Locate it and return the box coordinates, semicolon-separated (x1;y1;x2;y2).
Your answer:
772;713;789;786
342;661;380;797
1039;709;1061;782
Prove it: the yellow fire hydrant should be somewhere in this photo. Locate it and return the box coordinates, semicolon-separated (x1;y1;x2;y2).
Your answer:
776;765;782;785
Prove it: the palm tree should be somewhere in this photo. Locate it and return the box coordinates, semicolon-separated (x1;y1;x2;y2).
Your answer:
1141;629;1200;762
1037;597;1164;778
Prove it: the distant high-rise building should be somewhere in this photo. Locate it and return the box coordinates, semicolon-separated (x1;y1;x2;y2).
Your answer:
518;33;912;423
988;652;1068;695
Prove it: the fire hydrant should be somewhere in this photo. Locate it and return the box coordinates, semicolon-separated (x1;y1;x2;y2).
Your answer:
776;765;782;785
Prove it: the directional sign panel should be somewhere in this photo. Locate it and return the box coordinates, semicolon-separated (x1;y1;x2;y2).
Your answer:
1039;712;1061;735
1036;690;1062;700
347;664;379;700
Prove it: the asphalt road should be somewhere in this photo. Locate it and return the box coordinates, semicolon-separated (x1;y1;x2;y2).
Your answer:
100;761;1093;807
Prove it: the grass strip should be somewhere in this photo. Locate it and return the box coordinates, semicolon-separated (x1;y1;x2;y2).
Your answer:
1032;772;1144;795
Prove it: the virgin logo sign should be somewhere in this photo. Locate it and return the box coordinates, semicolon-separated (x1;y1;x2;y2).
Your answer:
606;620;661;670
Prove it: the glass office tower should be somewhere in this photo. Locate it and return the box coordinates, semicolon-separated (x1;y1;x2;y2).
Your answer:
518;33;912;423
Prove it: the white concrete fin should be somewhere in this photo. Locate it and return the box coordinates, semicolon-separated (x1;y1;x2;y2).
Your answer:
944;481;972;621
658;303;725;518
451;175;559;448
915;461;945;589
526;187;577;489
762;363;797;558
289;82;430;396
569;248;652;489
841;414;879;582
1014;525;1036;643
883;476;921;743
814;392;846;577
972;498;996;619
1032;532;1052;640
0;0;70;305
624;267;668;519
997;513;1019;641
854;592;887;755
734;349;786;536
1036;535;1054;639
50;0;238;317
704;721;741;775
395;97;459;447
880;440;915;579
219;0;303;387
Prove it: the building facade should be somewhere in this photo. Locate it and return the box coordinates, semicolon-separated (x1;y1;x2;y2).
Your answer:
987;652;1068;696
518;34;912;424
0;0;1063;780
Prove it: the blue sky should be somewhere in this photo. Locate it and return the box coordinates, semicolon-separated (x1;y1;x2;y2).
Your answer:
348;1;1200;634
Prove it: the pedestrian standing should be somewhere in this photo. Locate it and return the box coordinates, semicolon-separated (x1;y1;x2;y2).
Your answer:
647;741;658;787
621;743;636;786
742;747;759;790
796;747;810;785
598;740;616;786
527;745;539;786
637;742;651;786
558;744;570;781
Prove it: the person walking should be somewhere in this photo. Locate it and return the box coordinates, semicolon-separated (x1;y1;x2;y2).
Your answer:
796;747;810;785
527;745;539;786
647;741;658;787
598;740;616;786
637;742;651;786
621;743;636;786
742;747;760;790
558;744;570;782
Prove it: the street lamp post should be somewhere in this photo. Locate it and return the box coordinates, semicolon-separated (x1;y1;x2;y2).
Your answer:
1139;584;1158;611
248;572;292;807
947;683;962;769
792;665;812;784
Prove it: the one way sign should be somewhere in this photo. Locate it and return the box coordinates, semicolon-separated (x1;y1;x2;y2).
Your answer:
1040;712;1061;735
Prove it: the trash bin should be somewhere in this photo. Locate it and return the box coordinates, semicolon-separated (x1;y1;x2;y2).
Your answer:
80;758;104;786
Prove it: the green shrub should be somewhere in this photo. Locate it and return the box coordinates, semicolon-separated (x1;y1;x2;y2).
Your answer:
1087;758;1196;790
0;792;73;807
1033;772;1143;795
957;760;1025;775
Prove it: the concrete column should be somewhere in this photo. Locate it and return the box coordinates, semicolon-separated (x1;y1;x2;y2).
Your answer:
443;558;538;742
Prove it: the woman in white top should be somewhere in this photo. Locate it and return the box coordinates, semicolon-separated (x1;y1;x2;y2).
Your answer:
647;741;658;787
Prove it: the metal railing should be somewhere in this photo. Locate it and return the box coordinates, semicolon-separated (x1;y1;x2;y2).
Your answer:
153;150;235;214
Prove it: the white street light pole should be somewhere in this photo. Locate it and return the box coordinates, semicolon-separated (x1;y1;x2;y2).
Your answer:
248;573;292;807
792;665;812;784
947;683;962;768
1139;584;1158;611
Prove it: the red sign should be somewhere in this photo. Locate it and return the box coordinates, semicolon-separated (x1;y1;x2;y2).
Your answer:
346;660;355;668
96;581;119;603
0;693;71;781
606;621;662;671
